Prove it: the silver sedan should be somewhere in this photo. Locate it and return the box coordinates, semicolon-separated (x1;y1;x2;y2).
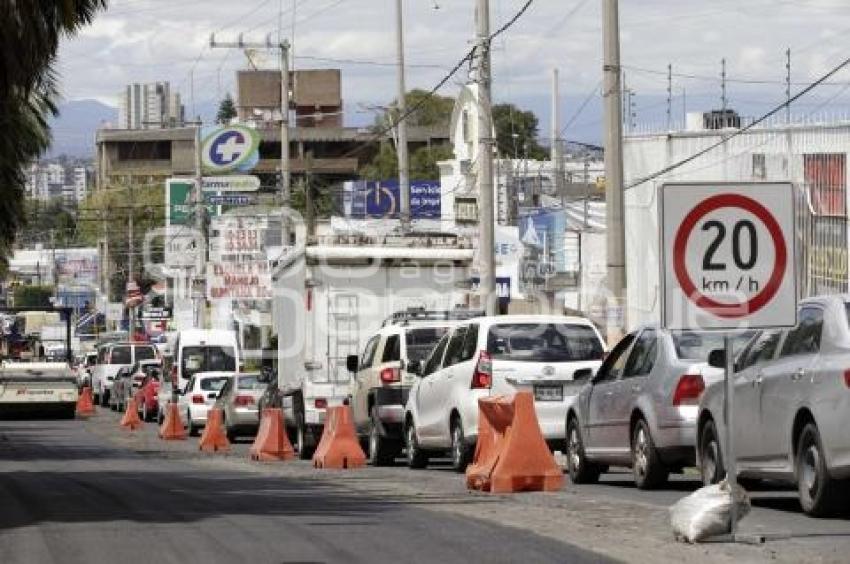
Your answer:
214;372;265;441
697;295;850;516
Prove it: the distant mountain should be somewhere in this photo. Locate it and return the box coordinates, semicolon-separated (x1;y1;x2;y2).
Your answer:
47;99;116;158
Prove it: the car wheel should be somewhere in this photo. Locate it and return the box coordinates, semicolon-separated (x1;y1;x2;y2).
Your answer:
450;417;471;473
296;413;314;460
632;419;668;490
699;419;725;487
797;423;843;517
566;416;601;484
405;420;428;469
187;413;198;437
368;410;396;467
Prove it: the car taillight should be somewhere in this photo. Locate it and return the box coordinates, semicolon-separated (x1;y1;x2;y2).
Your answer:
673;374;705;406
314;398;327;409
192;394;204;404
844;370;850;388
380;367;400;384
234;395;254;406
471;351;492;389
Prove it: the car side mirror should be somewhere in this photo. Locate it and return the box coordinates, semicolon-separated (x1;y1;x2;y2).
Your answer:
346;355;359;373
708;348;726;369
407;359;422;376
573;368;594;382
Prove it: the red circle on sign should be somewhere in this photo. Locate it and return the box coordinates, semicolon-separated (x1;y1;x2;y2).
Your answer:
673;193;787;319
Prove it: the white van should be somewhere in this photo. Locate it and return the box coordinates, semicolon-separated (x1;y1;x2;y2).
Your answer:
167;330;240;392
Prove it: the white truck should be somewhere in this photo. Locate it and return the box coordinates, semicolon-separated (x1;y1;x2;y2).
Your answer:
272;236;475;458
0;362;79;418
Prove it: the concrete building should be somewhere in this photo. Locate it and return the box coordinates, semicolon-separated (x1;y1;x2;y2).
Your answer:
236;69;342;128
117;82;185;130
623;111;850;328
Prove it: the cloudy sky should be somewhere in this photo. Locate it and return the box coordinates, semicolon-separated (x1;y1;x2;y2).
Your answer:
57;0;850;144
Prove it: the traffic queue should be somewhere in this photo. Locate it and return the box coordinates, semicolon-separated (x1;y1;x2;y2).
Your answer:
75;300;850;519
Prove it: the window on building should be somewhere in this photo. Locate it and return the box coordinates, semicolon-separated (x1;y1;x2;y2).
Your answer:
117;141;171;161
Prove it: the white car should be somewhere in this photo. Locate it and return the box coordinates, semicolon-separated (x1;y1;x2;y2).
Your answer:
177;371;232;436
91;341;159;407
404;315;606;471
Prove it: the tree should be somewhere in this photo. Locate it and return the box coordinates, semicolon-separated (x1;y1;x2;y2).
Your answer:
492;103;548;160
0;2;107;262
216;93;237;124
13;285;54;308
21;199;77;248
374;89;455;131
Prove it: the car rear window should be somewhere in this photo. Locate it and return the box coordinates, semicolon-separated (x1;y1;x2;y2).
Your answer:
182;346;237;378
237;375;265;390
134;346;157;361
405;327;449;363
487;323;604;362
199;377;229;392
110;346;131;364
671;331;754;360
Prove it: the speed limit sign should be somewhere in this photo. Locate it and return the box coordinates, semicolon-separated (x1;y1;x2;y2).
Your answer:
660;183;797;330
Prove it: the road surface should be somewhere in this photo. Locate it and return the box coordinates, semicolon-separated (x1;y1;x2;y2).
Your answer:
0;417;609;564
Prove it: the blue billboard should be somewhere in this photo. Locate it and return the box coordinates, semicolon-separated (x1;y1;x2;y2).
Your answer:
344;180;441;219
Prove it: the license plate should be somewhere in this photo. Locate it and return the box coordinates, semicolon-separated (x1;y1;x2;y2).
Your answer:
534;384;563;402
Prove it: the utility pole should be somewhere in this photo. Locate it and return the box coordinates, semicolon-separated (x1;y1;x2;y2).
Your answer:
721;57;727;112
305;150;315;238
476;0;497;316
210;34;291;244
551;68;564;201
395;0;410;232
193;124;206;330
666;63;672;131
602;0;626;341
785;48;791;124
128;185;136;336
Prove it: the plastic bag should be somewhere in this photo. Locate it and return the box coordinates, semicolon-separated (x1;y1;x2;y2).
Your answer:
669;479;751;543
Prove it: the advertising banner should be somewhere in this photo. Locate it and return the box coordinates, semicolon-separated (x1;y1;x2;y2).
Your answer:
343;180;441;219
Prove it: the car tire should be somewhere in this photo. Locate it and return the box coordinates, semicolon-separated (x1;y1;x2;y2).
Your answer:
450;417;472;473
632;419;668;490
797;423;843;517
405;420;428;469
566;416;601;484
699;419;725;487
187;414;198;437
296;413;314;460
368;409;396;467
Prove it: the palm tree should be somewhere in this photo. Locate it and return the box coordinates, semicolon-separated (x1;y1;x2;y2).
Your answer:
0;1;107;256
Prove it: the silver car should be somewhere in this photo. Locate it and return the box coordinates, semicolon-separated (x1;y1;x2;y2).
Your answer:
214;372;265;441
566;327;744;489
697;295;850;516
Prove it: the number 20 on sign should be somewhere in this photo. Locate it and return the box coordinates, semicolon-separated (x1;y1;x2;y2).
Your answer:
660;183;797;330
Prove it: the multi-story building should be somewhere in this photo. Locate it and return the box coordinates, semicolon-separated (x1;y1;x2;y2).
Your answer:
117;81;185;130
23;161;92;205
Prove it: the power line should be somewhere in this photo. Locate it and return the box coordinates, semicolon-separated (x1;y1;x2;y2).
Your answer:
627;54;850;190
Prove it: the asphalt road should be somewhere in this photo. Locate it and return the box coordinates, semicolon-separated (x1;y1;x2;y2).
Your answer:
0;418;611;564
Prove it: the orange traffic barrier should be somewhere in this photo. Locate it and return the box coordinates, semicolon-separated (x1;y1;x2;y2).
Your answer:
312;406;366;469
158;401;187;440
466;391;564;493
76;386;95;418
250;408;295;461
120;398;143;431
199;407;230;453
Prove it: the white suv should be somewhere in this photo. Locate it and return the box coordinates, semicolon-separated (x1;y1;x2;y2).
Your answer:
349;316;462;466
91;342;159;407
404;315;606;471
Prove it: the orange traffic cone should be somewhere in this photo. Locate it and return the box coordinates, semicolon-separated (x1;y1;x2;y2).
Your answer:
312;406;366;469
250;408;295;461
158;401;187;440
120;398;143;431
199;408;230;453
76;386;95;418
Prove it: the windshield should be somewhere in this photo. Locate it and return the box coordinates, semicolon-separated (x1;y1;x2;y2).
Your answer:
111;346;131;365
671;331;754;360
486;323;604;362
199;377;229;392
134;346;157;361
405;327;450;363
237;375;265;390
181;346;236;379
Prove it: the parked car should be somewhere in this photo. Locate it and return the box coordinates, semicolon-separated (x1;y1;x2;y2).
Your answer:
177;372;232;436
133;368;162;422
349;311;468;466
109;365;135;412
112;360;162;412
404;315;606;472
91;341;159;407
565;327;754;489
214;372;266;441
697;296;850;516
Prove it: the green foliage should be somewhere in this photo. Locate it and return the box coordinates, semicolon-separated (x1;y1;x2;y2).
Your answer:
216;93;237;124
492;103;548;160
360;143;453;182
374;89;455;131
13;285;54;308
21;199;77;247
360;143;398;181
0;1;107;262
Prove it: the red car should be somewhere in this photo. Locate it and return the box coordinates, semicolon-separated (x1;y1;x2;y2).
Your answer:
133;369;162;422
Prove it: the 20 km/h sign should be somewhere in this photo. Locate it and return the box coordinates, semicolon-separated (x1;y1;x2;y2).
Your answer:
660;183;797;330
